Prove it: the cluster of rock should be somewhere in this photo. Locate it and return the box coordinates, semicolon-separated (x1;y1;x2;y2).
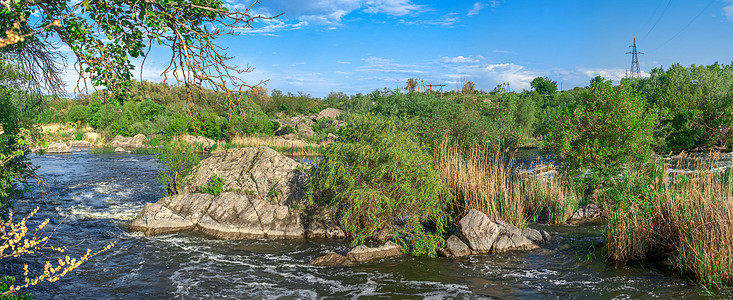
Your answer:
438;209;551;258
36;132;218;154
273;108;345;142
310;241;402;266
567;203;601;224
130;146;344;239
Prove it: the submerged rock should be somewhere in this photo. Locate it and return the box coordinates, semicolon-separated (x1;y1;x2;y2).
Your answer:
130;147;344;240
310;241;402;266
439;209;551;257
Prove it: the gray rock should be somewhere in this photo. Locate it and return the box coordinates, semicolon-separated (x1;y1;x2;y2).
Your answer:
325;133;338;143
492;220;539;252
296;124;314;137
455;209;499;254
569;203;601;222
178;135;216;151
46;142;71;154
114;147;126;153
317;108;343;120
110;134;147;148
130;147;344;240
129;203;195;235
521;227;552;244
344;241;402;263
438;235;471;257
69;140;93;148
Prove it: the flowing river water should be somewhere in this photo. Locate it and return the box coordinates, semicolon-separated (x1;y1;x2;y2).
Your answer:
4;150;732;299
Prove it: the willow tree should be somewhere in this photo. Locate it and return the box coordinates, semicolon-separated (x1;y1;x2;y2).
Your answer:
0;0;276;102
0;1;276;295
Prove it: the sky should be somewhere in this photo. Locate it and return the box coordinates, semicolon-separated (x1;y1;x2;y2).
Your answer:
61;0;733;97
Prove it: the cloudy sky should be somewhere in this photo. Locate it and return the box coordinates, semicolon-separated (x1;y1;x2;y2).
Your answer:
65;0;733;97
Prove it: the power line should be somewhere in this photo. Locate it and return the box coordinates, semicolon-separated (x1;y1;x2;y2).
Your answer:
648;0;715;53
642;0;672;43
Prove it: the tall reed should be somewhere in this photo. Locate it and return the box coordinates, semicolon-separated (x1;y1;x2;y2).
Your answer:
605;154;733;286
211;135;322;156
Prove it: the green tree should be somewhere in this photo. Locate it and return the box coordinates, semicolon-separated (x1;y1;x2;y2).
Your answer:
531;77;558;95
543;79;657;187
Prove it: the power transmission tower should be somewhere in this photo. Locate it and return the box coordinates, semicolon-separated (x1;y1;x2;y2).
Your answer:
626;38;644;79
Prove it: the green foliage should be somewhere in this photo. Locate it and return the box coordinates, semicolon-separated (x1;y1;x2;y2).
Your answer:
201;174;225;196
543;79;657;187
531;77;558;95
66;105;90;124
156;141;200;196
0;62;35;219
636;62;733;151
307;114;452;256
0;276;31;300
109;117;132;137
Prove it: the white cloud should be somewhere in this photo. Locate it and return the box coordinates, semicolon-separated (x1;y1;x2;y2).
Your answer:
440;56;479;64
578;68;649;81
482;63;538;90
400;13;460;27
357;56;425;75
363;0;425;16
234;0;426;29
724;0;733;20
467;2;484;17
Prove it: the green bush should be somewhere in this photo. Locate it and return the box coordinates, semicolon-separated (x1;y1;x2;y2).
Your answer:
543;79;657;190
307;114;452;256
156;141;200;196
66;105;90;124
201;174;225;196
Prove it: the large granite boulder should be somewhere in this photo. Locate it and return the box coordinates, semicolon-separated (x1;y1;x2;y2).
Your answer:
455;209;499;253
110;134;147;148
69;140;93;148
130;147;344;240
317;108;343;120
46;142;72;154
178;135;216;151
439;209;551;257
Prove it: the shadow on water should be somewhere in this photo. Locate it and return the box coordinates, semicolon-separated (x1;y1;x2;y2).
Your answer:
2;149;730;298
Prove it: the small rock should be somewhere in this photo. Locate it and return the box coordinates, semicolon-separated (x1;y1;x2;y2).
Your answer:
310;252;348;266
492;221;539;253
568;203;601;222
114;147;126;152
344;241;402;263
438;235;471;257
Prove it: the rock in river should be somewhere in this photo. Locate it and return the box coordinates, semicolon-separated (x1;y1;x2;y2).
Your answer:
130;147;344;240
439;209;551;257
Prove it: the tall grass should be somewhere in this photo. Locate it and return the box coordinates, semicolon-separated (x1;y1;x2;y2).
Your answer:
605;154;733;287
436;140;577;227
212;135;322;156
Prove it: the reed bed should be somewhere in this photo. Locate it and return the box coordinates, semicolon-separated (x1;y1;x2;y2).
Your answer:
606;154;733;287
211;135;322;156
436;140;577;227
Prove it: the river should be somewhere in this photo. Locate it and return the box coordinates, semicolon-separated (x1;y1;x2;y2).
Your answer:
3;150;730;299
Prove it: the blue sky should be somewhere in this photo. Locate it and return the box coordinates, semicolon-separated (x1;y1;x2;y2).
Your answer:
62;0;733;97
